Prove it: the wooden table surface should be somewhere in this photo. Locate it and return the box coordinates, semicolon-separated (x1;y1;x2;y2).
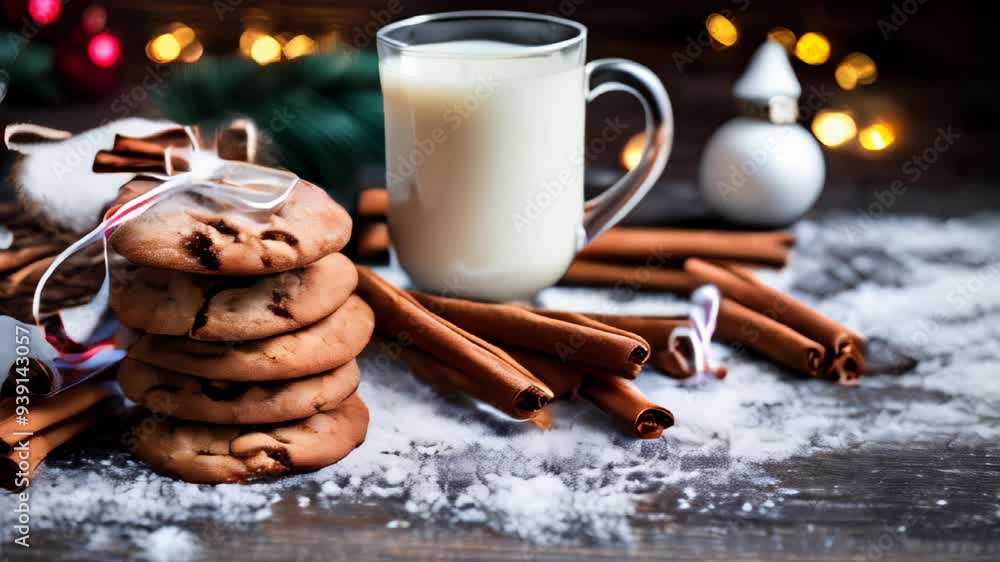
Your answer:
3;441;998;561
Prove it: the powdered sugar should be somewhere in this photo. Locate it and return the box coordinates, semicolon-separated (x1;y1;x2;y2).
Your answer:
1;213;998;549
134;526;200;562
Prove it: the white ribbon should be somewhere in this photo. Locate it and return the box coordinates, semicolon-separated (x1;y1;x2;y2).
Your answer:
667;284;722;377
27;126;299;349
0;225;12;250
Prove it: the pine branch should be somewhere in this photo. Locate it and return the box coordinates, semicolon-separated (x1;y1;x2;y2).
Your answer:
157;50;385;197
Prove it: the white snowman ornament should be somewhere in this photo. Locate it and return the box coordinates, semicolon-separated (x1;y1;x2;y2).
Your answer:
699;41;825;227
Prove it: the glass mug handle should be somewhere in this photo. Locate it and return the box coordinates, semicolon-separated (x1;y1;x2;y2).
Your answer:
581;58;674;247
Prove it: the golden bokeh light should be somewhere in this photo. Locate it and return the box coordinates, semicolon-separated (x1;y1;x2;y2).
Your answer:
835;52;878;90
250;35;282;65
858;122;896;151
706;13;739;47
146;33;181;64
283;34;317;59
794;32;831;65
180;40;203;63
767;27;796;51
621;132;647;170
835;64;859;90
811;111;857;147
240;29;264;56
317;31;341;51
168;23;196;47
843;52;877;84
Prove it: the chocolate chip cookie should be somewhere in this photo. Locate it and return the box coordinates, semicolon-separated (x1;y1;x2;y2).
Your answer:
131;392;369;483
118;357;362;424
109;180;352;275
110;252;358;341
126;295;374;381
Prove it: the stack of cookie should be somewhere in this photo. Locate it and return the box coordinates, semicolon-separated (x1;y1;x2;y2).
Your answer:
108;178;374;483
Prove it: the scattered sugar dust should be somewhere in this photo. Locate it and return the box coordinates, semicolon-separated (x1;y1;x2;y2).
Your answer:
133;526;201;562
1;214;999;548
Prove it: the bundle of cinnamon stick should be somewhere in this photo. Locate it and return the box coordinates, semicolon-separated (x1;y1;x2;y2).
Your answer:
685;259;864;384
352;188;865;384
0;202;105;322
357;267;674;438
567;262;866;384
351;188;795;292
0;374;119;490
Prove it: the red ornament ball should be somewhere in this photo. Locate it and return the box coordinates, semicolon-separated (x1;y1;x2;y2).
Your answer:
54;28;122;98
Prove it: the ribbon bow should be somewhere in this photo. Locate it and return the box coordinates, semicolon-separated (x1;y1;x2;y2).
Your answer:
19;123;299;364
668;284;725;379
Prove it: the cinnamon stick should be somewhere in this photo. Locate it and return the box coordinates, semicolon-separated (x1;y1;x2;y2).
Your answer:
94;127;251;175
561;260;701;293
357;267;553;419
343;220;775;275
579;373;674;439
386;339;561;428
111;130;190;158
0;410;99;491
0;244;63;274
0;202;18;222
0;379;117;455
0;250;104;303
355;222;390;261
685;258;865;379
353;188;793;267
384;338;528;417
357;188;389;220
580;227;794;267
92;151;168;174
573;313;695;378
715;298;835;380
1;358;60;397
523;308;652;378
651;344;697;379
412;292;650;374
505;349;583;398
578;313;688;350
526;407;555;431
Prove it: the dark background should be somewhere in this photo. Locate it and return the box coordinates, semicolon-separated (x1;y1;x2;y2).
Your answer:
3;4;1000;561
1;0;997;194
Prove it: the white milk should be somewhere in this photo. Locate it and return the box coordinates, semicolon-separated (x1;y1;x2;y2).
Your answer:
380;40;586;301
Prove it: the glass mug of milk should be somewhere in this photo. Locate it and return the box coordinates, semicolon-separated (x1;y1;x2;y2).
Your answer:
377;11;673;301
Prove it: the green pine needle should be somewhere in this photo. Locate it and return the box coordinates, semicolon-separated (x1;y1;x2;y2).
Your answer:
158;50;385;198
